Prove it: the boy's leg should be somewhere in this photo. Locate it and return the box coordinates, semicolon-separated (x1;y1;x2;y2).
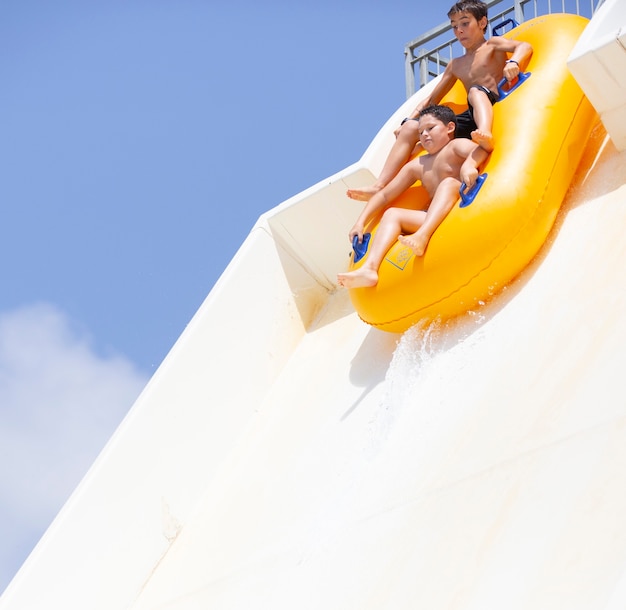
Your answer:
337;207;426;288
467;87;494;152
398;176;460;256
346;120;421;201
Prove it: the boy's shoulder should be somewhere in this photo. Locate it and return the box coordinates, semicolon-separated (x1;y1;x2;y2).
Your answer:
448;136;480;155
486;34;530;52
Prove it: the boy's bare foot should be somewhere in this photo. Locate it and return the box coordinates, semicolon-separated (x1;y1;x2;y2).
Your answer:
398;233;429;257
470;129;494;153
346;185;381;201
337;268;379;288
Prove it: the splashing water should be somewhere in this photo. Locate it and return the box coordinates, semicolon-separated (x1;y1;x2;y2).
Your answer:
366;309;489;457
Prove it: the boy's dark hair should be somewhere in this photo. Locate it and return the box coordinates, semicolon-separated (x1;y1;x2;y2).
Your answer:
447;0;489;32
418;105;457;128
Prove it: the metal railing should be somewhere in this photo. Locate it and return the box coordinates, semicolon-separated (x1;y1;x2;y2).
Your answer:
404;0;605;97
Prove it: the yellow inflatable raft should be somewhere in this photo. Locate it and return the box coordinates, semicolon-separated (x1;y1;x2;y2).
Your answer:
347;13;598;332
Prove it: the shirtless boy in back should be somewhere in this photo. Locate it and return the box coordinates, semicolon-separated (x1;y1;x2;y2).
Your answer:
337;105;489;289
347;0;532;202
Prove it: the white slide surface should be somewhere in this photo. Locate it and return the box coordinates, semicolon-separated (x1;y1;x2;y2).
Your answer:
2;3;626;608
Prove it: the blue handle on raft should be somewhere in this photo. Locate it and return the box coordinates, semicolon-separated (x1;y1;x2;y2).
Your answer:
497;70;531;99
459;173;488;208
491;18;519;36
352;233;371;263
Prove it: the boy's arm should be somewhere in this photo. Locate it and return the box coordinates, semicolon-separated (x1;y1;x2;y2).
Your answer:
349;161;423;242
491;37;533;81
459;144;490;190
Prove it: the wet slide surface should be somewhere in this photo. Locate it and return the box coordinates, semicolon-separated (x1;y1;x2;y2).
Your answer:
129;137;626;609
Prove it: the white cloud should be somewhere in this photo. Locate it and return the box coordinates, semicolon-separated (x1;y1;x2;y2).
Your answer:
0;303;149;594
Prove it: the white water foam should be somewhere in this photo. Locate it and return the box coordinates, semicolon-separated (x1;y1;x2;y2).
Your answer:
366;307;491;457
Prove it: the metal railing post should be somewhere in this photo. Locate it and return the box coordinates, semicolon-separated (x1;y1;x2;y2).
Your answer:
404;44;416;99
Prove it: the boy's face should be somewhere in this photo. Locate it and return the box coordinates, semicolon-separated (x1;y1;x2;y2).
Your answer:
418;115;456;153
449;11;487;47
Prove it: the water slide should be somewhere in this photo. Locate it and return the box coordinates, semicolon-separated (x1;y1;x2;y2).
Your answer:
2;2;626;608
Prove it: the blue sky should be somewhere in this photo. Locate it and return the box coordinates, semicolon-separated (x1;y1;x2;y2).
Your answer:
0;0;447;593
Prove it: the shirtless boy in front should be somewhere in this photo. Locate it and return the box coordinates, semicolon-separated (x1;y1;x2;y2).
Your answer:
337;105;489;289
